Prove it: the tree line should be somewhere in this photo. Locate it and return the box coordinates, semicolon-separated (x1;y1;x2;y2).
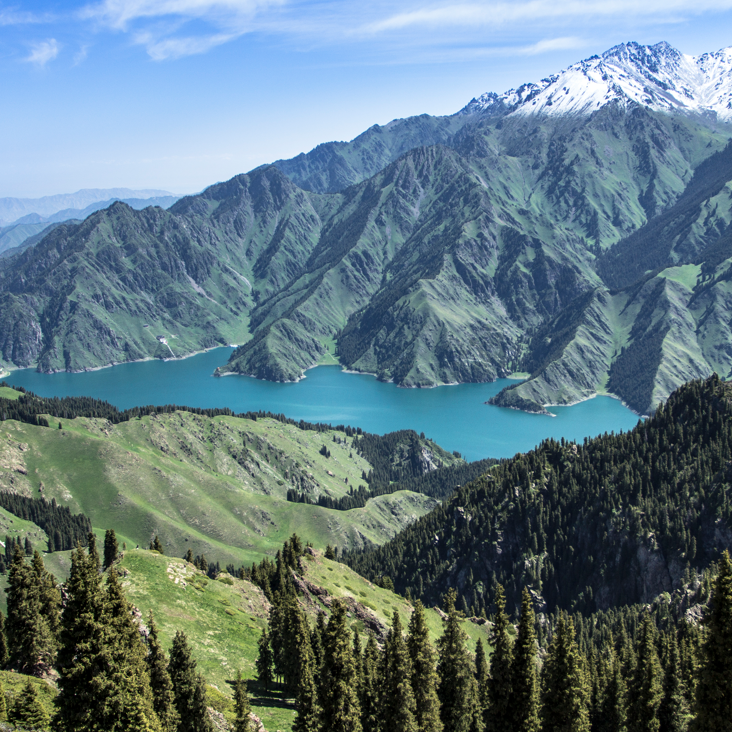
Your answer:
254;540;732;732
0;492;92;553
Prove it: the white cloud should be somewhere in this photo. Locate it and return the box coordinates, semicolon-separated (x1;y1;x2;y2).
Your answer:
25;38;60;66
363;0;732;33
81;0;283;59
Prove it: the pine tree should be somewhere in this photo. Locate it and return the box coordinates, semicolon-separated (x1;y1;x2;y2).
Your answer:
693;550;732;732
11;677;50;730
233;670;253;732
437;589;481;732
293;617;319;732
318;599;362;732
169;631;213;732
6;544;57;673
659;632;690;732
627;615;663;732
311;612;325;672
381;610;418;732
540;613;590;732
146;612;179;732
256;628;273;690
596;646;627;732
360;635;381;732
510;588;540;732
407;600;443;732
485;584;513;732
103;529;118;569
55;540;105;731
33;550;61;643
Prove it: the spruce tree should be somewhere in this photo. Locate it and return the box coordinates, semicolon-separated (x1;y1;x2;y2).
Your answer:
103;529;118;569
6;544;57;673
256;628;273;690
437;589;481;732
627;615;663;732
381;610;418;732
659;632;690;732
540;613;590;732
11;677;50;730
318;599;362;732
485;584;513;732
233;670;253;732
146;612;179;732
311;612;326;672
293;617;319;732
510;588;540;732
693;550;732;732
360;635;381;732
596;646;627;732
169;631;213;732
407;600;443;732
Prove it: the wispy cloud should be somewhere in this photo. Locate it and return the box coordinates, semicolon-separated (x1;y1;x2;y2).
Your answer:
363;0;732;33
25;38;60;66
0;6;49;26
81;0;282;59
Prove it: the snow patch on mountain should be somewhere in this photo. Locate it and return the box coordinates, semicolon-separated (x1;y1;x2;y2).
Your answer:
463;41;732;120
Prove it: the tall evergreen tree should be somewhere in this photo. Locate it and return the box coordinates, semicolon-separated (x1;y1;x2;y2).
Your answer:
311;613;325;672
32;550;61;641
292;618;319;732
407;600;443;732
540;613;590;732
146;612;179;732
485;584;513;732
596;646;627;732
318;599;362;732
103;529;118;569
233;671;253;732
510;588;540;732
256;628;273;691
693;550;732;732
659;632;690;732
168;631;213;732
360;635;381;732
381;610;418;732
627;615;663;732
6;544;57;673
437;589;481;732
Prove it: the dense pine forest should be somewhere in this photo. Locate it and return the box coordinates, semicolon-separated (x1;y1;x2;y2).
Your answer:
346;375;732;616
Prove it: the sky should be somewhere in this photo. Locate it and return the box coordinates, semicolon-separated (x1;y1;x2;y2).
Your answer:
1;0;732;198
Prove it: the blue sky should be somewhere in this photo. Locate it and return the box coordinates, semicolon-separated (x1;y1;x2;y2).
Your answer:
2;0;732;197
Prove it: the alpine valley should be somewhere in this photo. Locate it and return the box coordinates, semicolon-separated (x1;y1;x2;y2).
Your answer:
3;42;732;415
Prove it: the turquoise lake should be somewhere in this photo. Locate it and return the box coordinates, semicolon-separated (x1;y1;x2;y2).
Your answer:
4;348;641;461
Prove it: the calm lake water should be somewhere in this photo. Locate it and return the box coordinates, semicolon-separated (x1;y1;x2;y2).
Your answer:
4;348;641;461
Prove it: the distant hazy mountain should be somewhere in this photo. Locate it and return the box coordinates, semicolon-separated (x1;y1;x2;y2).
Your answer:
0;188;174;224
2;41;732;417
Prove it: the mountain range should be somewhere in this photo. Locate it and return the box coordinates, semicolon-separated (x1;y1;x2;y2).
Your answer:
2;42;732;415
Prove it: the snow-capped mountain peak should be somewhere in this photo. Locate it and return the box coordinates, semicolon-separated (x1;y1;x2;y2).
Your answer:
463;42;732;120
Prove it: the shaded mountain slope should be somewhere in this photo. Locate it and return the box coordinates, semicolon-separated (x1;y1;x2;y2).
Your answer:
347;376;732;616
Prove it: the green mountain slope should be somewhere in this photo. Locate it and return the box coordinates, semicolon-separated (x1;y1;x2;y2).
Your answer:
0;407;461;567
347;375;732;616
0;105;731;414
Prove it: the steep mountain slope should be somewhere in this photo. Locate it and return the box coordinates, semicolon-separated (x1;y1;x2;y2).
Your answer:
2;42;732;415
347;376;732;616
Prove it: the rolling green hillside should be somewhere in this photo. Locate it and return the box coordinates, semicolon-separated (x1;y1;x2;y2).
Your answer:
0;407;465;568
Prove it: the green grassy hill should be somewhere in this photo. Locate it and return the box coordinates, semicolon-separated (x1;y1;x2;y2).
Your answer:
0;409;459;568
